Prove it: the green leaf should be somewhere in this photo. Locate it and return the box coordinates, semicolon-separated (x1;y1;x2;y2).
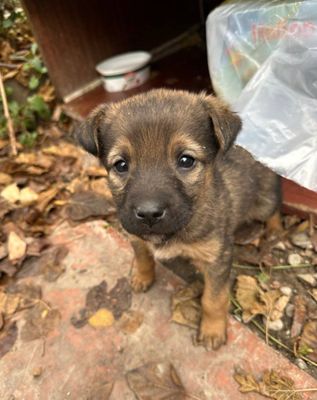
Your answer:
0;123;7;139
21;107;36;131
18;131;38;148
30;57;46;74
298;343;314;357
27;95;50;120
5;86;13;96
257;272;270;284
3;18;13;29
28;75;39;90
8;101;20;117
31;43;38;55
22;62;31;72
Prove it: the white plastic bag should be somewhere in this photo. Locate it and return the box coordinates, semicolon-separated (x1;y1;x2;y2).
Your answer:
206;0;317;191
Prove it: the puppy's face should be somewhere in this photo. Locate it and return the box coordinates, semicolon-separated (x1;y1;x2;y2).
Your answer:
77;90;241;245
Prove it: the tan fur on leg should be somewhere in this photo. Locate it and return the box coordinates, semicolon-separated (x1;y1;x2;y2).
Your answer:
199;276;229;351
130;238;155;292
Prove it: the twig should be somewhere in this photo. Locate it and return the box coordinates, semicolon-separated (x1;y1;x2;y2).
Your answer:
271;263;313;270
275;387;317;393
0;62;19;69
0;70;17;155
308;290;317;304
309;213;314;237
233;263;313;271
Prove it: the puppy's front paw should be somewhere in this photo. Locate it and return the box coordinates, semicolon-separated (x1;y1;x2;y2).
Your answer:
197;318;227;351
130;273;154;293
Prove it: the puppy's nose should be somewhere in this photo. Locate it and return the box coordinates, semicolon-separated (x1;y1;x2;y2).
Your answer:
134;201;166;226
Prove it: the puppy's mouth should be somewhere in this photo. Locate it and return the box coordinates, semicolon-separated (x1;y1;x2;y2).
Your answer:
140;233;173;245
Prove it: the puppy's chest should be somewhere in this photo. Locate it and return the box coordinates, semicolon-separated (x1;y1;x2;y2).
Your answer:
149;238;221;265
151;243;190;260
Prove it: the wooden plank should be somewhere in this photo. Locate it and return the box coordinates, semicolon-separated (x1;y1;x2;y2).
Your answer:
22;0;201;99
282;178;317;221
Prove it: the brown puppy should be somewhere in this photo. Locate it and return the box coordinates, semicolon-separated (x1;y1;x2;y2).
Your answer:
76;89;281;350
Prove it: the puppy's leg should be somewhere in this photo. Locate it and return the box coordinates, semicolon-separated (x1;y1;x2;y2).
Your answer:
130;238;155;292
197;247;231;351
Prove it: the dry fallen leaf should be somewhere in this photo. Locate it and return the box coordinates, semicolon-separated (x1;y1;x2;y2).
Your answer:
0;184;38;206
88;308;114;328
171;281;203;329
127;362;187;400
26;237;50;257
0;172;12;185
66;177;89;194
234;368;302;400
0;198;13;219
86;278;132;320
233;368;260;393
19;187;39;206
36;187;60;213
235;275;282;323
7;231;27;263
1;183;20;204
172;297;201;329
21;302;61;342
90;178;113;199
291;295;307;338
119;310;144;334
0;291;20;315
43;142;81;158
86;382;113;400
0;260;17;277
0;245;7;260
14;152;53;170
299;321;317;362
0;322;18;359
38;80;55;102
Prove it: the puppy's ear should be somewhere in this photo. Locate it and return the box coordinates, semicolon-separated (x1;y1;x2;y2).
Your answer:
203;95;242;153
75;104;108;157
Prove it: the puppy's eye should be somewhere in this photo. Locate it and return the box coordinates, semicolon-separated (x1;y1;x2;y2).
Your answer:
114;159;128;173
178;155;195;169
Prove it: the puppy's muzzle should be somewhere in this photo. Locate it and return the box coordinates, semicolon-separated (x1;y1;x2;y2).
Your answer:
134;200;167;227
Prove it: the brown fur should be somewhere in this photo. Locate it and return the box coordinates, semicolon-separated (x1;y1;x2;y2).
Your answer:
76;89;281;350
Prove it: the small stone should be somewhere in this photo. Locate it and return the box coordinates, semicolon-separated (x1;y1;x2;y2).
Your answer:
297;274;316;286
295;358;307;370
290;232;313;249
266;318;284;331
32;366;43;377
303;249;313;257
288;253;302;266
274;241;286;251
280;286;292;296
286;304;295;317
271;280;281;289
